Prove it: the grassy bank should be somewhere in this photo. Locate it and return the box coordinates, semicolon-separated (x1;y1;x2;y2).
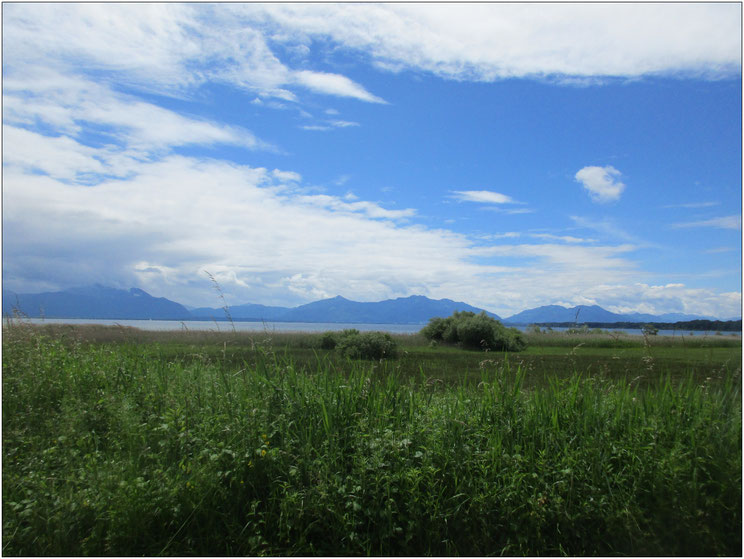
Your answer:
3;323;741;555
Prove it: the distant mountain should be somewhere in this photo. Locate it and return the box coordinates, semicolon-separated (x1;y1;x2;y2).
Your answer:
279;295;500;324
504;304;710;325
623;311;713;323
190;303;291;321
3;285;191;320
4;286;726;325
3;287;499;324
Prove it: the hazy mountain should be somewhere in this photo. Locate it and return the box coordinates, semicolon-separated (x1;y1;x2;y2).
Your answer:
4;286;499;324
623;311;714;323
4;286;726;325
190;303;291;321
504;304;711;324
280;295;500;324
2;285;191;320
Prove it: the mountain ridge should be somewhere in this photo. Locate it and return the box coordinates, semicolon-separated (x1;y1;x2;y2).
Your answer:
2;285;735;324
503;304;714;324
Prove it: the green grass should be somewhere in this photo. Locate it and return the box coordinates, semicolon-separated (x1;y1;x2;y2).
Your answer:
3;322;741;555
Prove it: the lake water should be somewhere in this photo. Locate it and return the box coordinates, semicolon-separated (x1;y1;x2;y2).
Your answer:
19;317;740;337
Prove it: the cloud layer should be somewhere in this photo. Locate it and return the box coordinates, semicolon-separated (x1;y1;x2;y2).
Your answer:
253;3;740;81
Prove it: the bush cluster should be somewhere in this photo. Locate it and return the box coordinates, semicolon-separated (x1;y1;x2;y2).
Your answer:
421;311;526;351
319;329;398;360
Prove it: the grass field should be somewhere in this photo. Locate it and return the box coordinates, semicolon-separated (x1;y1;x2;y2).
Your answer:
3;321;741;555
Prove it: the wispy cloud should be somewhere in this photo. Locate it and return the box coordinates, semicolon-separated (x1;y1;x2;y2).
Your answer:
3;70;275;166
529;233;597;244
451;190;517;204
574;166;625;203
672;215;742;230
2;4;387;105
329;120;360;128
300;125;333;131
300;119;360;132
569;216;639;243
663;201;720;209
293;70;386;104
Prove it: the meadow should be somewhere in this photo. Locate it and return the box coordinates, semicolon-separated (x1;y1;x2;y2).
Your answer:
3;321;741;555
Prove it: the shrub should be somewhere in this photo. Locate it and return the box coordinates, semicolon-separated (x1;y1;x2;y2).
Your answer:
336;331;398;360
318;329;360;350
319;332;339;350
421;311;526;352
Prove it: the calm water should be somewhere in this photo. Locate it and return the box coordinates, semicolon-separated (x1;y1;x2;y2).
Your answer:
20;318;740;337
23;318;426;334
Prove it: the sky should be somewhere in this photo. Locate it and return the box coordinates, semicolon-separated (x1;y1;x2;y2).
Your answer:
2;3;742;318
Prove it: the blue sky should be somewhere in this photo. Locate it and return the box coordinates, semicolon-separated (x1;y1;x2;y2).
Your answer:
2;3;741;318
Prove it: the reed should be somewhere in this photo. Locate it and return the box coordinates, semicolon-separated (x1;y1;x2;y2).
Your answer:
3;325;741;555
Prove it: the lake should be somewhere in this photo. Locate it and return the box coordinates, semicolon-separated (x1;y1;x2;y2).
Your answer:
19;317;740;337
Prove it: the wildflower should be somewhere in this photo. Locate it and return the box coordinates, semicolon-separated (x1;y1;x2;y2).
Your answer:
261;449;267;457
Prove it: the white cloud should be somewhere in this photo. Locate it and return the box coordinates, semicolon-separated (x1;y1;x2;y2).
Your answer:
672;215;742;230
293;70;386;104
300;125;332;132
271;169;302;183
3;71;272;161
451;190;517;204
574;166;625;203
330;120;360;128
585;283;742;319
5;2;736;132
300;119;361;132
569;215;640;243
253;3;740;81
529;234;597;244
663;201;720;209
294;194;416;220
4;143;739;317
2;4;386;105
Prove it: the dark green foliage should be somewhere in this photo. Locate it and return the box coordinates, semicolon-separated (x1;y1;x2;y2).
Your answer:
315;329;398;360
422;310;527;351
319;331;339;350
336;330;398;360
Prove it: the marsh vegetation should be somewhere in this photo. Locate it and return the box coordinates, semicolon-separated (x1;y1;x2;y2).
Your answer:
3;321;741;555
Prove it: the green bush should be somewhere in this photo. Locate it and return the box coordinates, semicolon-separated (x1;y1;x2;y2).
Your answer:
421;311;526;351
319;331;339;350
317;329;359;350
337;331;398;360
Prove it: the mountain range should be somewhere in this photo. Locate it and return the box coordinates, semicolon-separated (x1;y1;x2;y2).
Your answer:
2;285;191;320
3;285;734;324
504;304;710;324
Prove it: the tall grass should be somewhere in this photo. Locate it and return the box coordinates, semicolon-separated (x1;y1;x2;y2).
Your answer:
3;323;741;555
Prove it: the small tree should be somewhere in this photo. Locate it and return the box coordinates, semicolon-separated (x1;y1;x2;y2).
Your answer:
421;311;526;352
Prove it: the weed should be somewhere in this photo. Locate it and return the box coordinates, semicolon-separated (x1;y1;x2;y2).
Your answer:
2;326;740;556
